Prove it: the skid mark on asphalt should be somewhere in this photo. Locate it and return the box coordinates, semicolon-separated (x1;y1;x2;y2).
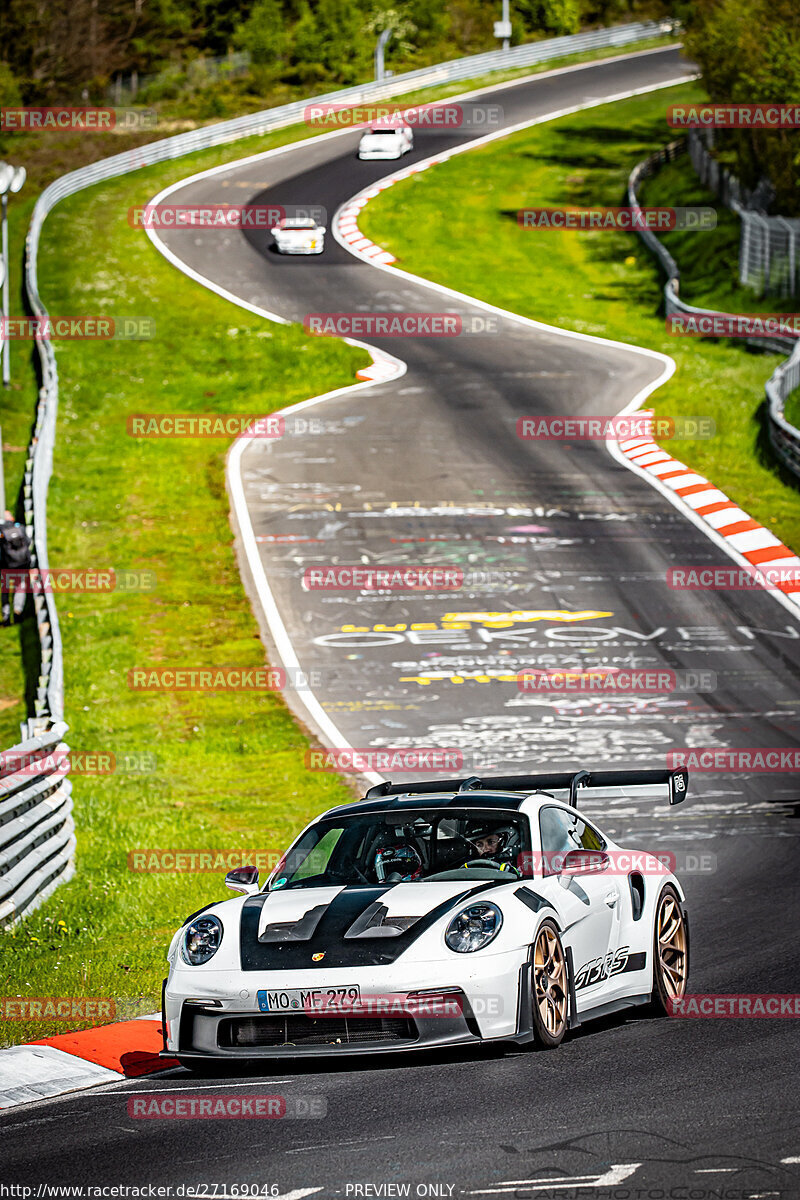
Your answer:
287;1136;396;1154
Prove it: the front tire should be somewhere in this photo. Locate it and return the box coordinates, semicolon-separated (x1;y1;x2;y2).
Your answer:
649;884;689;1014
530;919;568;1049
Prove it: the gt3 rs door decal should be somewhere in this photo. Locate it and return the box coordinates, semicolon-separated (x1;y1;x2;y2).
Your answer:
573;948;647;990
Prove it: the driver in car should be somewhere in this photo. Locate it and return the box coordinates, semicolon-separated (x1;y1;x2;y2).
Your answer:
463;823;519;873
472;829;504;858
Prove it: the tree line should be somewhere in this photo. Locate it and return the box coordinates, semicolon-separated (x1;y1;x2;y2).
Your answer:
682;0;800;214
0;0;669;103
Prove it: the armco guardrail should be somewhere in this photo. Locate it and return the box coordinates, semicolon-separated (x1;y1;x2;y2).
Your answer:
629;141;800;484
8;20;675;925
0;723;73;929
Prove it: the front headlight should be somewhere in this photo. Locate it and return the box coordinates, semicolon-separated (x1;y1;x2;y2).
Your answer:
445;903;502;953
181;915;223;965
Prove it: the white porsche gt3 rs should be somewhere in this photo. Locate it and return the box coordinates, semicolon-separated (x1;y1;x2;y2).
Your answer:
270;216;326;254
357;125;414;160
162;768;690;1067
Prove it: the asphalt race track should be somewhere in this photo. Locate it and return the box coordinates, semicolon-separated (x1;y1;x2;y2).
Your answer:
2;45;800;1199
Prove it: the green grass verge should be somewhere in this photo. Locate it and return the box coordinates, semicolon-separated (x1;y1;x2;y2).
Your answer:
0;128;369;1047
360;82;800;553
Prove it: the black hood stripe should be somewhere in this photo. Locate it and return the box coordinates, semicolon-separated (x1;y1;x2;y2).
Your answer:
240;881;505;970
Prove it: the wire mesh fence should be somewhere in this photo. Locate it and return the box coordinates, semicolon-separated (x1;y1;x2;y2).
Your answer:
688;130;800;299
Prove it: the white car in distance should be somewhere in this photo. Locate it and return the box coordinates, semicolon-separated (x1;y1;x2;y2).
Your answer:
358;125;414;160
271;217;326;255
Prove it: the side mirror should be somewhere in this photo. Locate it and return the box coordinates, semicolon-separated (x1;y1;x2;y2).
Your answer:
558;848;609;884
270;227;279;237
225;865;260;895
319;227;327;235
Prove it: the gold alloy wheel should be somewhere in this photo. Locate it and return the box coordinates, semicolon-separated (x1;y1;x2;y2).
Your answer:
657;891;688;998
533;925;568;1037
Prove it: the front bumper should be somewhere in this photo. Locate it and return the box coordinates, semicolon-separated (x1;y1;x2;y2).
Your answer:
274;243;324;255
169;998;484;1060
164;951;528;1059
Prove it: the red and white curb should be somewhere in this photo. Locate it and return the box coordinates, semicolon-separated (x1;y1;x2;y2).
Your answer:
0;1015;173;1110
355;350;402;382
619;418;800;596
335;160;443;265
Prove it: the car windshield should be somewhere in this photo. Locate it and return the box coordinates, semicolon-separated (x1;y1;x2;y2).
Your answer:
367;129;398;136
268;808;533;889
280;219;316;229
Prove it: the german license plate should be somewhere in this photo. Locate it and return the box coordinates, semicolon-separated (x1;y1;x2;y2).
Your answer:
257;985;361;1013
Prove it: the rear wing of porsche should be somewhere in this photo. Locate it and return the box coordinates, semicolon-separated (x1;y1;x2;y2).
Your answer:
365;767;688;808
